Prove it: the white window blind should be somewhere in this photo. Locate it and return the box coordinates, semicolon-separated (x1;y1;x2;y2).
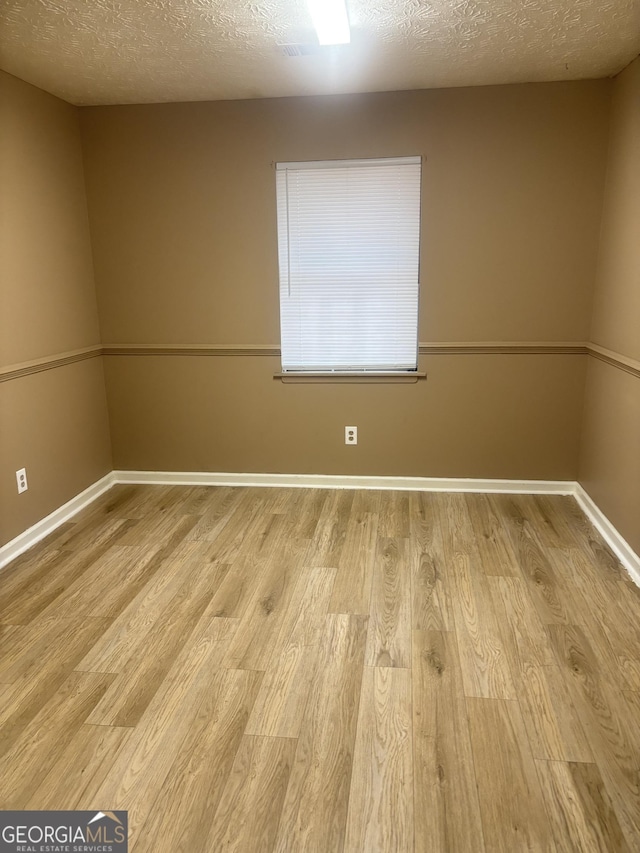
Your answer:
276;156;421;372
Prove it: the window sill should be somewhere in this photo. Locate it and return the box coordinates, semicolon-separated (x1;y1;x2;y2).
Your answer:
274;371;426;384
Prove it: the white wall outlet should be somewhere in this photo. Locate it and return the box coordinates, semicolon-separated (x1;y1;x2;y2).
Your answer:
345;426;358;445
16;468;28;494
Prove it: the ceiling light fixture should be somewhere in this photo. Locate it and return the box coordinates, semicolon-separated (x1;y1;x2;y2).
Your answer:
307;0;351;45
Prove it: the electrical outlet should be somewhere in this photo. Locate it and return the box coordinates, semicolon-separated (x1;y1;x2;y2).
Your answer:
345;426;358;445
16;468;28;494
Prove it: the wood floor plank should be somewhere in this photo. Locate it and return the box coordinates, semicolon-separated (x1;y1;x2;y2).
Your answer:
73;483;169;523
329;511;379;615
268;487;300;514
199;489;280;564
437;494;517;699
0;622;72;692
223;532;310;671
344;666;413;853
377;490;410;538
0;617;114;759
409;493;452;632
73;549;224;674
133;669;264;853
37;532;196;621
549;548;638;685
48;511;139;559
0;535;73;591
487;578;593;763
0;623;32;677
273;613;368;853
245;566;336;738
548;622;640;762
0;548;68;620
548;623;640;848
536;759;630;852
437;492;475;557
528;495;578;549
352;489;383;515
467;697;555;852
204;514;304;624
26;724;132;810
286;487;327;539
410;538;452;633
88;617;240;848
0;670;115;809
449;552;517;699
597;576;640;693
495;495;572;624
179;484;234;516
185;486;245;541
516;662;593;762
205;554;266;620
465;493;519;577
412;630;485;852
488;576;556;667
365;538;411;668
622;690;640;759
0;615;112;689
112;495;200;548
0;522;139;625
619;658;640;692
531;494;618;564
206;735;297;852
85;560;221;726
34;545;152;619
305;488;355;567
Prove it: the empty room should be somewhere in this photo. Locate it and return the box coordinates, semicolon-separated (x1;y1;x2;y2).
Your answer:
1;0;639;850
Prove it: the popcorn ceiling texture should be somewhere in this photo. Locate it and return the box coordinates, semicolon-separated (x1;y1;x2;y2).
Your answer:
0;0;638;105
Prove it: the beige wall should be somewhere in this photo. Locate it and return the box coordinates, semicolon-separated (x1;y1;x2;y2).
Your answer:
103;353;586;480
579;57;640;555
0;71;112;546
81;81;610;481
82;83;610;346
0;73;100;364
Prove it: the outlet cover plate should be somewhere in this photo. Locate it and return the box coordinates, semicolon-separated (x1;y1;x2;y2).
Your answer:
16;468;28;494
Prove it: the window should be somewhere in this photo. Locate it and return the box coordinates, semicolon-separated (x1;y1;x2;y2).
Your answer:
276;156;422;373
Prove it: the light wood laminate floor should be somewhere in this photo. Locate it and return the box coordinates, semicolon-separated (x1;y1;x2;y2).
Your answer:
1;485;639;851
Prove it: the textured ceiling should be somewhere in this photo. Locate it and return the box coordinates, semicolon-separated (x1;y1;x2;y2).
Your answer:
0;0;639;105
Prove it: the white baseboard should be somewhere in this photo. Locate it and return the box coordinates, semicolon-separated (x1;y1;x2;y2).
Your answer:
0;473;116;571
573;484;640;588
114;469;575;495
2;470;638;590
